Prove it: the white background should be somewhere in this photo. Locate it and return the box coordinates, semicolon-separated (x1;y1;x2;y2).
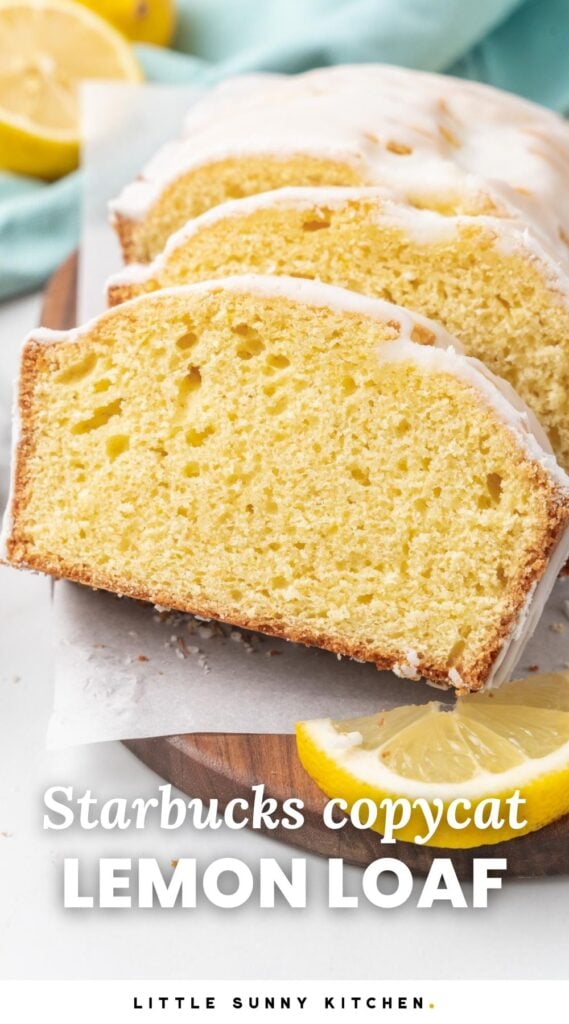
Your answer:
1;292;568;982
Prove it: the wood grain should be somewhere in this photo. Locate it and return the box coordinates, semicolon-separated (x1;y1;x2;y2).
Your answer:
41;251;78;331
42;253;569;878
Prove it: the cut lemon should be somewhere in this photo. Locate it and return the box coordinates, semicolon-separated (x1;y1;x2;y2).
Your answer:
296;671;569;848
0;0;142;179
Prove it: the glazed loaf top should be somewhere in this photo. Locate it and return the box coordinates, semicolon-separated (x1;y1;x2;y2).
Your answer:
110;63;569;257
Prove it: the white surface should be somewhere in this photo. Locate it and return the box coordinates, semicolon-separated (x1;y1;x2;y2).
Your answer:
49;580;455;748
1;293;569;982
48;571;569;748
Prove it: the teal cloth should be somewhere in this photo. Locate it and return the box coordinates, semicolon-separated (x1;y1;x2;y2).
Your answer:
1;0;566;301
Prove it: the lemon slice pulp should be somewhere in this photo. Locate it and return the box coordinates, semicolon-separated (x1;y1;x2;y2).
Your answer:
296;671;569;848
0;0;142;178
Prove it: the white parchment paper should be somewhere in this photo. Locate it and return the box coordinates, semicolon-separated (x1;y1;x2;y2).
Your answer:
47;84;569;748
48;576;569;748
79;83;200;320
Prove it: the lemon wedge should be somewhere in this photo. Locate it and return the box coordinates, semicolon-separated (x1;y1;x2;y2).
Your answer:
0;0;142;179
296;671;569;848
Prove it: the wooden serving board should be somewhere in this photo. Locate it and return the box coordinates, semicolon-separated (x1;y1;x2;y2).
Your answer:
41;253;569;879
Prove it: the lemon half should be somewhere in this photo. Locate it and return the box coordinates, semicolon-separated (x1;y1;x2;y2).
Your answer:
0;0;142;179
296;671;569;848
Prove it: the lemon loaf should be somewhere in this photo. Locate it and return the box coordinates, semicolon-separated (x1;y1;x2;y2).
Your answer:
109;64;569;263
4;277;569;692
108;185;569;471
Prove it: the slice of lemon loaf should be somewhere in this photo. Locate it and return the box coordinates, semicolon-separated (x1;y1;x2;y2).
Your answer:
109;64;569;264
4;277;569;692
107;186;569;471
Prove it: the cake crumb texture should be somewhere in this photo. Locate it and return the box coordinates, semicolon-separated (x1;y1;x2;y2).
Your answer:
6;282;569;691
109;191;569;470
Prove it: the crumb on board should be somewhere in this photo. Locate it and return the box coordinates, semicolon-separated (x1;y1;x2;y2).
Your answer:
149;605;279;667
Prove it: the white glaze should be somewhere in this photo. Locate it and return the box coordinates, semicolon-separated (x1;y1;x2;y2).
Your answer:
109;64;569;266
